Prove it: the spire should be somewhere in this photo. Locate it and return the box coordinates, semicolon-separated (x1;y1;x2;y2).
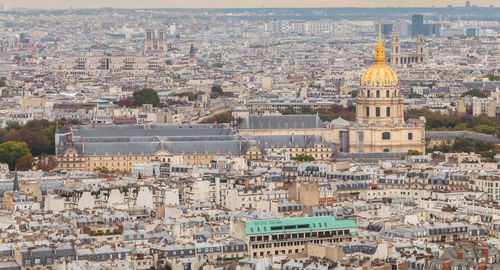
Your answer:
13;169;19;192
374;24;386;64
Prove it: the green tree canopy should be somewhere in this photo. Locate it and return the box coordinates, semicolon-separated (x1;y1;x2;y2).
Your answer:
461;88;487;98
133;88;160;107
201;112;235;124
300;106;316;114
291;154;315;162
0;141;31;170
409;92;424;99
280;106;296;115
210;85;224;99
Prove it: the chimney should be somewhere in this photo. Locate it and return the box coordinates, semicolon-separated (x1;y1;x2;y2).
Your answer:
478;262;486;270
442;258;450;270
481;246;489;262
457;248;463;259
245;179;250;189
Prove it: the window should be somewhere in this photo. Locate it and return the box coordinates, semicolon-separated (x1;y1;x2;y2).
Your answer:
386;90;390;97
376;90;380;97
386;107;390;117
383;148;390;152
376;107;380;117
366;107;369;117
367;90;370;97
408;133;413;140
382;132;390;140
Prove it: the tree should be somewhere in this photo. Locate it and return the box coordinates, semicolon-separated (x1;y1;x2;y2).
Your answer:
16;154;33;171
201;112;235;124
409;92;423;99
349;90;359;98
407;150;422;156
117;96;134;107
291;154;315;162
280;106;296;115
37;154;58;171
0;80;5;87
461;88;487;98
300;106;316;114
210;85;224;99
94;166;111;174
0;141;31;170
4;128;50;156
133;88;160;107
317;105;356;122
6;121;21;131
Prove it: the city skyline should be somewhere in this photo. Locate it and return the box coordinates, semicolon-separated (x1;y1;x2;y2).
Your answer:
2;0;498;9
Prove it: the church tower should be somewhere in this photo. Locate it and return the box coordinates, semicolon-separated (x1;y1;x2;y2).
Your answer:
390;26;401;66
356;25;404;125
415;35;425;64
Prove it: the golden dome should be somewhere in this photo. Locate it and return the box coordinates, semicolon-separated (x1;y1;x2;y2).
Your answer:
361;25;399;87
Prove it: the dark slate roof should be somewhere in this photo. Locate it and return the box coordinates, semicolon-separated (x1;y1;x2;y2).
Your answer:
73;140;253;156
426;131;500;144
239;115;325;130
71;124;237;139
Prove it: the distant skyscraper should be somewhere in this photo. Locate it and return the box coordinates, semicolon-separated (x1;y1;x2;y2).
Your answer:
465;1;471;8
412;15;424;37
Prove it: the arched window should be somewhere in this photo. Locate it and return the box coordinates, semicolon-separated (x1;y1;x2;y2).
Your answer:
386;90;390;97
383;149;390;152
382;132;390;140
376;90;380;98
386;107;391;117
366;107;369;117
376;107;380;117
367;90;370;98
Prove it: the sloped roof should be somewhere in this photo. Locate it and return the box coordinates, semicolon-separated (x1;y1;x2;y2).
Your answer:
239;115;325;130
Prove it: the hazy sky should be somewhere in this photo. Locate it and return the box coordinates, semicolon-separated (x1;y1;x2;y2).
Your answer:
3;0;498;9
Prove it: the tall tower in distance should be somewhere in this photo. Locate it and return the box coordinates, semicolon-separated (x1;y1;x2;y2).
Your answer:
416;35;425;59
411;14;424;37
144;29;167;56
390;26;401;66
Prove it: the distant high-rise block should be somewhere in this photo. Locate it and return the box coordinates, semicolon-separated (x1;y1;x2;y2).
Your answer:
412;14;424;37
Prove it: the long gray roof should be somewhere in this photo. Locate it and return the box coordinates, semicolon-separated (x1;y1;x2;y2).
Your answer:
72;140;253;156
71;124;237;139
239;115;325;130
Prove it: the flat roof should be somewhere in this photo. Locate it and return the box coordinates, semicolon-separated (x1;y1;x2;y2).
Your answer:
244;216;356;235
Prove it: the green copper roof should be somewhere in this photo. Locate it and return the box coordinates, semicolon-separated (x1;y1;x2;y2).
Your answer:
244;216;357;235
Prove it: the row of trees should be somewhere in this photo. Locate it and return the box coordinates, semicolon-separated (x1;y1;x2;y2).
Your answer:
117;86;234;109
427;137;496;161
279;104;356;122
200;112;238;124
405;108;500;136
0;119;76;171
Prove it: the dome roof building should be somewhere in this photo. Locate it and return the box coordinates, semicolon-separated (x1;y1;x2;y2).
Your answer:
331;117;350;127
356;25;404;125
327;24;425;155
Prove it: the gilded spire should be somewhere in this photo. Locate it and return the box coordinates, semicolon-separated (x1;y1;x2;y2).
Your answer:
374;24;385;64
